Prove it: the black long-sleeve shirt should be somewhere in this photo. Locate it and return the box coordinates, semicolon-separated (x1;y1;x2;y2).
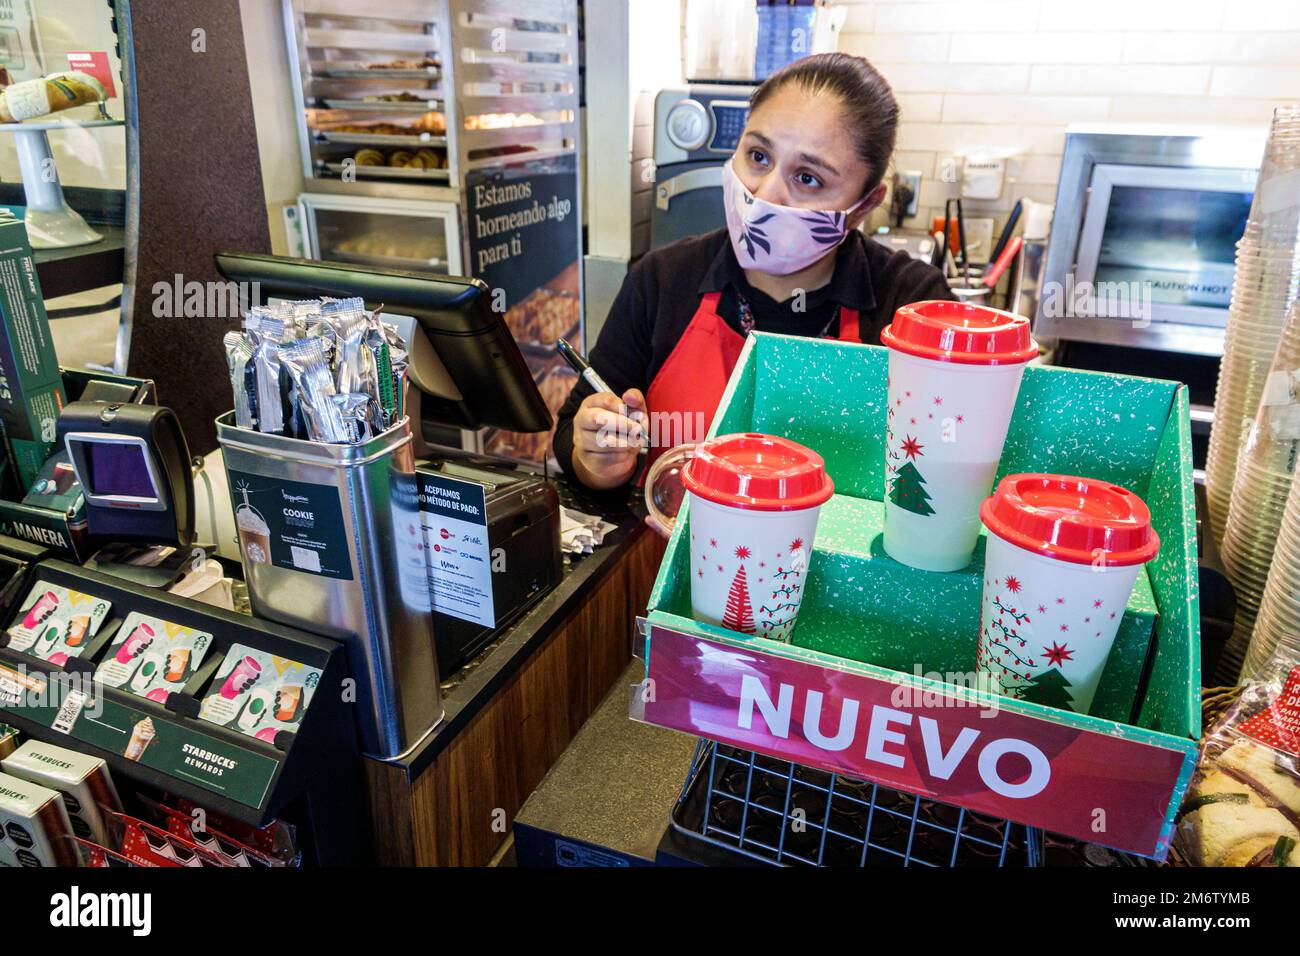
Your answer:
553;228;954;482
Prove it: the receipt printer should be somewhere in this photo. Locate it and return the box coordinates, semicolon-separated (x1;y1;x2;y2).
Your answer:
415;455;560;676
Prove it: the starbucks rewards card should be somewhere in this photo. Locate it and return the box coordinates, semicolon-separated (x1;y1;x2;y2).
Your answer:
5;583;110;665
199;644;321;742
95;613;213;702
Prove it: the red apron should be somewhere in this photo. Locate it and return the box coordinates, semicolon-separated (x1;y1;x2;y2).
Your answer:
644;291;861;466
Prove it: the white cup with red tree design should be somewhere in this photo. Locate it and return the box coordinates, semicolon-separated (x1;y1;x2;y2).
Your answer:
977;474;1160;715
682;433;834;643
881;301;1037;572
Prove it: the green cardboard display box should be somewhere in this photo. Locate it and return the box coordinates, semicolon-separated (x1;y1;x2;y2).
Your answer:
0;215;64;490
637;332;1200;860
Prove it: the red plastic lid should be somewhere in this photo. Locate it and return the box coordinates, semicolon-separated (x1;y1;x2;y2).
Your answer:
980;474;1160;567
683;433;834;511
881;300;1037;365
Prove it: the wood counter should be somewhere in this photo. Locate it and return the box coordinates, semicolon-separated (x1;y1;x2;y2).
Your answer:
362;508;664;866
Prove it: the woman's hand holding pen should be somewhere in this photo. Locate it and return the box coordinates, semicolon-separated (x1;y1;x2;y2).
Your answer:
572;388;647;490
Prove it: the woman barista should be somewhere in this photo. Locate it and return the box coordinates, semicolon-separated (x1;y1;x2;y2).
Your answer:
554;53;953;490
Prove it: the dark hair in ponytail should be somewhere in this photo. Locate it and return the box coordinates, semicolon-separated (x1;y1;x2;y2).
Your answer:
749;53;899;195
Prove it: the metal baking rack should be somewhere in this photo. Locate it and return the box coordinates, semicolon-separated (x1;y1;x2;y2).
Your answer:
315;131;448;147
284;0;579;185
322;97;444;111
318;161;451;182
671;739;1042;867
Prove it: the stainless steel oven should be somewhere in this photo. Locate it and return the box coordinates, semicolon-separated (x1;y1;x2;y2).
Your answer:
1037;125;1266;357
650;84;754;249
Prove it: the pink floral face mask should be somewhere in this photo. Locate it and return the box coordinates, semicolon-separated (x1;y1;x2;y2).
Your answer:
721;158;868;276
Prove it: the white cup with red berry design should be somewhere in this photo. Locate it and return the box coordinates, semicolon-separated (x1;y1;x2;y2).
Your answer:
977;474;1160;715
682;433;834;643
880;301;1037;572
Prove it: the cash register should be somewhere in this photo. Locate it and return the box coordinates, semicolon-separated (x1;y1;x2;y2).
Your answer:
213;254;564;676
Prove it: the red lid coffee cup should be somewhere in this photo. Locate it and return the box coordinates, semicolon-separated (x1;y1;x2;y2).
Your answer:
975;474;1160;715
683;433;834;512
881;300;1037;365
683;433;832;643
979;473;1160;567
880;301;1038;572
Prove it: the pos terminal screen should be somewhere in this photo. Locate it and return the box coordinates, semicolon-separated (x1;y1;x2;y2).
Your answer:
77;440;158;499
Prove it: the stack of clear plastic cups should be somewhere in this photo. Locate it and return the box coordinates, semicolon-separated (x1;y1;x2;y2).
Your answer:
1244;467;1300;679
1216;300;1300;681
1206;104;1300;549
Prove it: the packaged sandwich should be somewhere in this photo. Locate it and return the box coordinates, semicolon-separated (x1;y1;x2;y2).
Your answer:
1176;666;1300;866
0;71;106;123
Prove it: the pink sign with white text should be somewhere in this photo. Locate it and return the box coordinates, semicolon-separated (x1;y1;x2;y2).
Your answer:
67;52;116;98
641;625;1193;858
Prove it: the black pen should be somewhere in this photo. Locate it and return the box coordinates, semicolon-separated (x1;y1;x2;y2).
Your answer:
556;338;648;445
556;338;615;395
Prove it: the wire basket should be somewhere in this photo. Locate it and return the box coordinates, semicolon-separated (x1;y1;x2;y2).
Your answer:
670;739;1042;867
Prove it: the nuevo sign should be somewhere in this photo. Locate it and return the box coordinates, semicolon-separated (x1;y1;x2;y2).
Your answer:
640;624;1193;857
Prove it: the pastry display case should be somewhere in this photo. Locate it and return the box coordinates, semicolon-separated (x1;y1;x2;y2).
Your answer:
284;0;451;185
295;192;461;275
281;0;583;467
282;0;579;189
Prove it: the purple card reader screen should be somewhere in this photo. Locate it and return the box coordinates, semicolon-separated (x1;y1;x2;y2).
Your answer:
81;441;157;499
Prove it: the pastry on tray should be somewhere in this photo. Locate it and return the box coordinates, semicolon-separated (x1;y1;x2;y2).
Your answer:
362;91;425;103
1177;740;1300;866
413;147;446;169
330;122;422;137
539;367;577;411
412;111;446;134
366;57;439;71
505;288;580;345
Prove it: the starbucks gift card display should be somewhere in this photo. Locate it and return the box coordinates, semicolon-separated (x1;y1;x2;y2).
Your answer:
198;644;321;743
95;614;214;703
5;584;111;665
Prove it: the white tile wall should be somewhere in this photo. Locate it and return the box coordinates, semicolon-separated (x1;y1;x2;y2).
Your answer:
836;0;1300;238
1211;67;1300;99
1220;0;1300;32
1216;34;1300;65
949;33;1122;65
895;92;945;122
1028;65;1212;97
